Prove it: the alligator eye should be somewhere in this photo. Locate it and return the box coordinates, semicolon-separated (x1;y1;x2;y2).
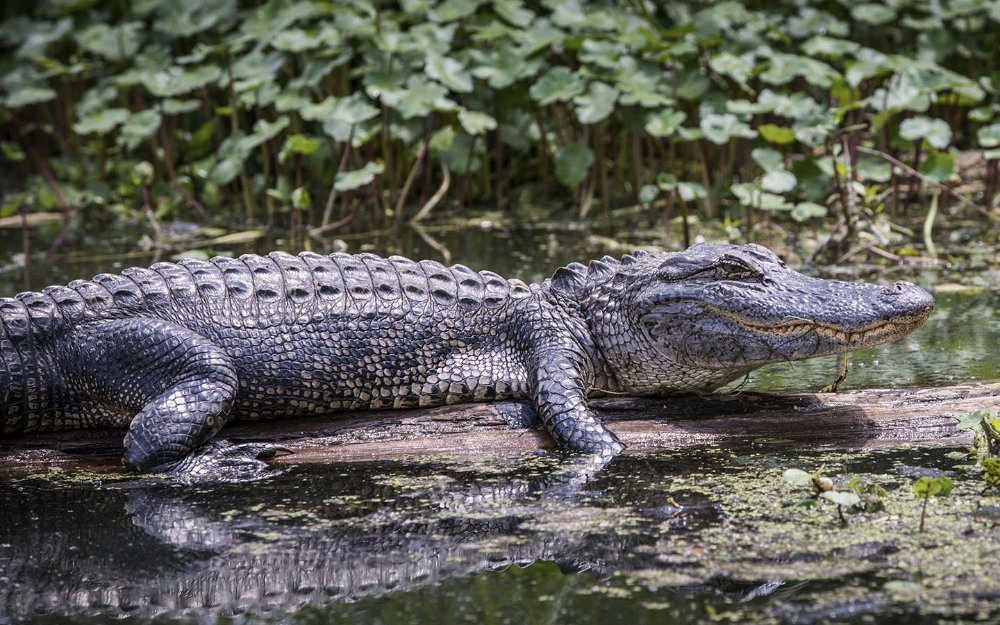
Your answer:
715;256;760;280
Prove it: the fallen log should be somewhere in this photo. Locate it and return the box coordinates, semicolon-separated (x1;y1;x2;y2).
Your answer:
1;382;997;476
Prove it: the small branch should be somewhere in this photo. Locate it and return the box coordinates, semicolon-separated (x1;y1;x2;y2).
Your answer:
322;126;355;227
410;163;450;223
308;211;357;241
857;146;993;219
394;142;428;226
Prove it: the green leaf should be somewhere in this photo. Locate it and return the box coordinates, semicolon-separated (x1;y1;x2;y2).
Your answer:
161;99;200;115
820;491;862;507
574;82;618;125
977;123;1000;148
638;184;660;203
458;109;497;135
899;116;952;150
429;0;481;22
758;124;796;145
912;476;953;498
644;109;687;137
77;22;143;62
751;147;784;172
782;468;813;487
554;141;594;187
700;113;756;145
3;86;56;108
290;186;312;211
708;52;754;87
279;134;321;163
494;0;534;26
956;408;998;430
918;149;956;182
530;67;584;106
72;108;130;135
393;78;456;119
335;161;384;192
731;183;791;210
142;65;222;98
426;54;473;93
271;28;320;53
791;202;827;221
429;125;456;154
118;110;162;150
761;169;796;193
852;4;896;24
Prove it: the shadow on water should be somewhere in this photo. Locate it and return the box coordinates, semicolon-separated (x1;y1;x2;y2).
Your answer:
1;445;997;625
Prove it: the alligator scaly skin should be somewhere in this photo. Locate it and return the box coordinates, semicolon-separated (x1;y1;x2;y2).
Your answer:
0;251;617;473
0;244;935;477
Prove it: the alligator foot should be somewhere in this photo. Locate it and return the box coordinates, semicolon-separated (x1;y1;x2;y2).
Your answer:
154;440;294;483
493;400;540;429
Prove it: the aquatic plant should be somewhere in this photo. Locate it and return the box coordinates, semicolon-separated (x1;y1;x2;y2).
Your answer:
1;0;998;250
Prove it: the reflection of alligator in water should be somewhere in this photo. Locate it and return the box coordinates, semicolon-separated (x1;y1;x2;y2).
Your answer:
0;244;933;479
0;455;686;622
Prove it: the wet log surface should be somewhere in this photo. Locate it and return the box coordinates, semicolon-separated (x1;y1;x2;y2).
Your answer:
1;382;997;475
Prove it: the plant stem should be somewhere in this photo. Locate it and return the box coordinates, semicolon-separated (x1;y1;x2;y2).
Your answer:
919;497;928;533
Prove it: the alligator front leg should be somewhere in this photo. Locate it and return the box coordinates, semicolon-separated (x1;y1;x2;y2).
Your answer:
64;319;286;480
528;341;625;460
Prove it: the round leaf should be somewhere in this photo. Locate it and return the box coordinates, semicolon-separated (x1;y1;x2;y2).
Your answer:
820;491;862;507
554;141;594;187
761;169;797;193
757;124;796;145
458;109;497;135
574;82;618;125
700;113;756;145
645;109;687;137
529;67;584;106
334;161;385;192
899;116;952;150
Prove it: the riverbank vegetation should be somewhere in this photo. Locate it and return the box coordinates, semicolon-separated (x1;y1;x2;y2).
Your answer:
1;0;999;259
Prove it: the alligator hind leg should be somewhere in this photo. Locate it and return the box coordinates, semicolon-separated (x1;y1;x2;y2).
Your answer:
64;319;286;480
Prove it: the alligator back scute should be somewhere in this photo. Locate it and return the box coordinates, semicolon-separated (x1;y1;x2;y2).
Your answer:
178;258;228;307
119;267;172;309
15;291;61;333
481;271;512;308
68;278;116;314
330;253;377;312
150;262;198;302
299;252;348;314
210;256;255;304
359;253;404;308
41;285;89;322
420;259;460;308
268;251;316;322
389;255;430;307
239;254;286;322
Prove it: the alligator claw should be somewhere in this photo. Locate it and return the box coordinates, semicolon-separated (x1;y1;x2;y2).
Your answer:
156;440;292;483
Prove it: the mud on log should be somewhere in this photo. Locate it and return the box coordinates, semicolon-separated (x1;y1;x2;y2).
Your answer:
1;382;996;475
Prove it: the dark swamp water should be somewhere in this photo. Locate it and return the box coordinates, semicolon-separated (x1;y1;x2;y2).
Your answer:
0;223;998;624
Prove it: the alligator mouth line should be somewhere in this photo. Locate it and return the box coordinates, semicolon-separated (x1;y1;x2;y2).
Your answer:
734;318;910;344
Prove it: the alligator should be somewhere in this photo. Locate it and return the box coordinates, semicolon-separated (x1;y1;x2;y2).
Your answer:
0;243;934;479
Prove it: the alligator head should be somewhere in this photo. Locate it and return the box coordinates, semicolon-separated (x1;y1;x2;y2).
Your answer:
557;243;935;395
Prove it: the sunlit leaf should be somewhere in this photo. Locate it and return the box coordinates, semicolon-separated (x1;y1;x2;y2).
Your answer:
751;147;784;172
977;123;1000;148
899;116;952;149
645;109;687;137
791;202;827;221
77;22;143;62
394;77;456;118
852;4;896;25
530;66;584;106
700;113;756;144
118;109;162;149
782;468;812;487
72;108;130;135
142;65;222;98
3;86;56;108
458;109;497;135
761;169;797;193
757;124;796;145
574;82;618;125
334;161;384;192
820;491;862;507
425;53;473;93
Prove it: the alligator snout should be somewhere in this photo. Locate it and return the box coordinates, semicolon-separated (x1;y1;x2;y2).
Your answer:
881;281;935;317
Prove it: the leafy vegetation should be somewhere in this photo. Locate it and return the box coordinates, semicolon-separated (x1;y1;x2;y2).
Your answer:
1;0;999;253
